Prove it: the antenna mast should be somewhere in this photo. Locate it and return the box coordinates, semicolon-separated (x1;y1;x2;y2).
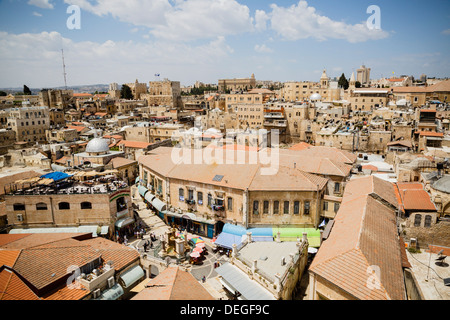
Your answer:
61;49;68;90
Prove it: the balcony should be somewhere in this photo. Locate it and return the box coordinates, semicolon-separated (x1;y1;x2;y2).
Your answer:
186;199;196;205
212;204;225;211
264;112;284;119
264;120;287;127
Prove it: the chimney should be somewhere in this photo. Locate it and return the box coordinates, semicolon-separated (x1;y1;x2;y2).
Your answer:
247;231;252;244
281;257;286;266
302;232;308;243
252;259;257;273
294;162;296;169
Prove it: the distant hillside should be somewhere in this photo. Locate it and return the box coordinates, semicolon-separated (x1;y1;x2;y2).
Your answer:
0;84;110;95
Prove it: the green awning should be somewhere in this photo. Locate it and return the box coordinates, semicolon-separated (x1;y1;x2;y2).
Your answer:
94;283;124;300
138;185;148;197
272;227;321;247
115;217;135;229
119;265;145;289
150;197;166;212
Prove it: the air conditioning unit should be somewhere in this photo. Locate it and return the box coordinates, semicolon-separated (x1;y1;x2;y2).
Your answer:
107;277;115;288
17;214;23;222
93;288;101;299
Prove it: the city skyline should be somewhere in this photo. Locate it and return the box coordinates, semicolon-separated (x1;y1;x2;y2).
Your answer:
0;0;449;88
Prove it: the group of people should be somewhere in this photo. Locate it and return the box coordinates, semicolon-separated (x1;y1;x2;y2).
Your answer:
142;232;158;252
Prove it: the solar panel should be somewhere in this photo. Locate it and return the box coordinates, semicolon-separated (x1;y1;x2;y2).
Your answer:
213;175;224;182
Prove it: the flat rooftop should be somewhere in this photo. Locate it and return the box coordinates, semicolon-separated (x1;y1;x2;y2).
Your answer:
237;241;300;282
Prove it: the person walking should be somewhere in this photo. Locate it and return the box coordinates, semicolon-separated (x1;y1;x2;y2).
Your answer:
202;276;206;283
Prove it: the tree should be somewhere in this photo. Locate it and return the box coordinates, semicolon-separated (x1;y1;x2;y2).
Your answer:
355;81;362;88
23;85;32;95
120;84;133;100
338;73;349;90
0;91;7;96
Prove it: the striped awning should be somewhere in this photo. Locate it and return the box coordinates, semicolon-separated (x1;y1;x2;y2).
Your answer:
138;185;148;197
144;192;155;203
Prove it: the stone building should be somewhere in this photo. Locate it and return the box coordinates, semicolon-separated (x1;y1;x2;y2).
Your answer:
73;138;124;167
39;89;74;109
309;176;407;300
126;79;148;100
142;79;182;109
218;74;256;93
6;103;50;143
138;147;329;237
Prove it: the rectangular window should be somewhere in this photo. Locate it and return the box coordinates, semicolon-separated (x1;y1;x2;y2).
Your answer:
273;201;279;214
263;201;269;214
227;197;233;211
179;188;184;201
13;204;25;211
197;192;203;205
284;201;289;214
334;203;340;213
253;201;259;215
188;189;194;200
323;201;328;211
334;182;340;193
294;201;300;215
304;201;310;215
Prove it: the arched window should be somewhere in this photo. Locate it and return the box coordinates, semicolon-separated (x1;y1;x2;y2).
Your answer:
58;202;70;210
179;188;184;201
116;197;127;212
36;203;48;211
414;214;422;227
81;202;92;210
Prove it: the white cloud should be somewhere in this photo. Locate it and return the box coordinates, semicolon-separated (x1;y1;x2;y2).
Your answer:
32;11;43;17
65;0;254;41
254;9;269;32
268;0;389;43
0;31;234;87
254;44;273;53
28;0;54;9
442;29;450;35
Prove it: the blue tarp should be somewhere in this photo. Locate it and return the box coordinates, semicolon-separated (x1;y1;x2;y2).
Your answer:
222;223;247;236
214;232;243;250
40;171;71;182
247;227;273;237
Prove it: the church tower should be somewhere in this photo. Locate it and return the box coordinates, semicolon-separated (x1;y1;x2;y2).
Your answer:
320;69;329;88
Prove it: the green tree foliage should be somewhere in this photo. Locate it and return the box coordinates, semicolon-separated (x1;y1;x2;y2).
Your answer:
338;73;349;90
120;84;133;100
355;81;362;88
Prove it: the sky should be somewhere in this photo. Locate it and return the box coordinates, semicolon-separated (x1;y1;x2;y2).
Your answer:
0;0;449;88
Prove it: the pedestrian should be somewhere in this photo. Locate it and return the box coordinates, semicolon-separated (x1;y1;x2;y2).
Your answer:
202;276;206;283
150;240;153;249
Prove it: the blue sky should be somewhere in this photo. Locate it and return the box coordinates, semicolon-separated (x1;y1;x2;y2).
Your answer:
0;0;449;88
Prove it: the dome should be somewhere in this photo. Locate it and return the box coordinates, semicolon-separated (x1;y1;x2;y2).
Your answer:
86;138;110;154
310;93;322;101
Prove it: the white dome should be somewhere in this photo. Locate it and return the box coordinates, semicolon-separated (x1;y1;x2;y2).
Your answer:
86;138;110;153
310;93;322;101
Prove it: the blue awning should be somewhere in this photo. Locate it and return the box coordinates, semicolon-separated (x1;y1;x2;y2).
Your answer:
222;223;247;236
40;171;71;182
94;283;124;300
214;232;243;250
138;185;148;197
119;265;145;289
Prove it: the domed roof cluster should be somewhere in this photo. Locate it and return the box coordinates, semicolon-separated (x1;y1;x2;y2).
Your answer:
310;93;322;101
86;138;110;154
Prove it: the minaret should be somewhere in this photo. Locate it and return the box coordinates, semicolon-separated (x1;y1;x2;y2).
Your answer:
349;72;356;91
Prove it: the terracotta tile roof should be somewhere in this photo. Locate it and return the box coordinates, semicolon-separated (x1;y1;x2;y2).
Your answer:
0;233;87;250
249;166;328;191
68;125;87;133
398;189;436;211
362;165;378;172
108;157;137;169
0;250;21;268
0;234;31;247
310;176;406;300
13;245;101;290
42;284;89;300
416;131;444;137
118;140;152;149
391;86;430;93
288;142;313;151
73;93;92;97
387;140;412;148
0;267;40;300
286;146;357;164
131;266;214;300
